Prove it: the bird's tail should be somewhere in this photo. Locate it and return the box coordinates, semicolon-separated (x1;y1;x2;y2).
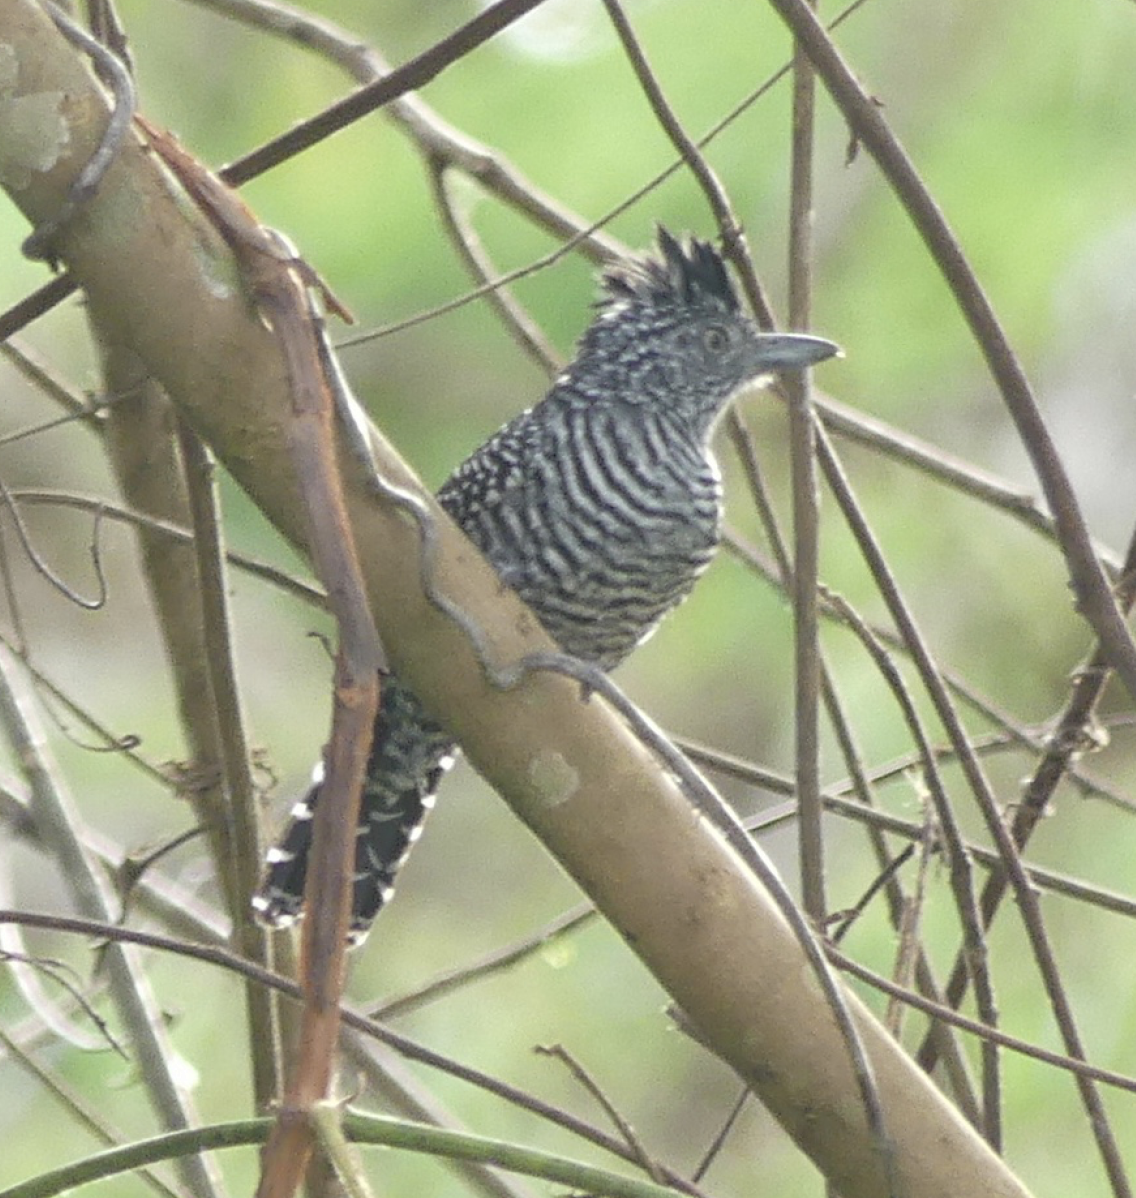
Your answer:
253;679;456;942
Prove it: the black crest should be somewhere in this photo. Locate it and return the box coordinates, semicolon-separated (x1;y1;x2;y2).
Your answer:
601;226;739;315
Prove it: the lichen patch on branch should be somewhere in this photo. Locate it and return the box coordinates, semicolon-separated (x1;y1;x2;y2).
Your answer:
0;46;70;190
527;749;581;809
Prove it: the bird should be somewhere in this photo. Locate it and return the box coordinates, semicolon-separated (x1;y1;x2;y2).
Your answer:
253;227;838;942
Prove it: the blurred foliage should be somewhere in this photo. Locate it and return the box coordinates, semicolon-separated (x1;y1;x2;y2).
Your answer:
3;0;1136;1195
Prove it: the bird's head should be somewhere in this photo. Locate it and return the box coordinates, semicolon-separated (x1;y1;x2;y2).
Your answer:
570;227;839;441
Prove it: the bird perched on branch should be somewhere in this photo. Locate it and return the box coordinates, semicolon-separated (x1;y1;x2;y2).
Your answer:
254;227;838;941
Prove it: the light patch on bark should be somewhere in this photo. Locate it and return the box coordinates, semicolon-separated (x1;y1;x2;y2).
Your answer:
527;749;580;808
0;48;70;190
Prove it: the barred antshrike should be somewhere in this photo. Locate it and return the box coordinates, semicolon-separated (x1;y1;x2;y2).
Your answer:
254;228;838;941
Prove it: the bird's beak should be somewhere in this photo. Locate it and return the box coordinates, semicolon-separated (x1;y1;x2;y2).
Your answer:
756;332;842;370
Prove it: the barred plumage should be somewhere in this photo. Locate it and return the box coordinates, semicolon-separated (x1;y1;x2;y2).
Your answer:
254;227;838;941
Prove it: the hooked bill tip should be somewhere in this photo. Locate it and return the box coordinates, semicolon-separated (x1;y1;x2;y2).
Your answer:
756;332;842;370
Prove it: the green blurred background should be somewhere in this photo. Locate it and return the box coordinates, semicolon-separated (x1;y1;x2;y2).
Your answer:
2;0;1136;1193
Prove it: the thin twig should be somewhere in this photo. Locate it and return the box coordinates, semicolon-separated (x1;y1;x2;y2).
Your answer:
721;528;1136;815
742;785;1136;925
886;814;934;1038
0;340;99;424
0;275;80;344
0;648;226;1198
829;844;915;946
0;777;231;944
822;586;1001;1145
0;909;713;1198
600;0;776;326
731;338;980;1117
429;159;563;376
0;1024;189;1198
815;418;1128;1189
0;627;182;791
222;0;555;186
825;943;1136;1095
0;940;119;1053
368;903;594;1021
99;352;251;991
338;1034;542;1198
175;421;281;1108
535;1044;669;1187
919;520;1136;1074
0;474;108;609
811;389;1122;576
769;0;1136;718
183;0;622;264
690;1087;748;1185
9;489;324;607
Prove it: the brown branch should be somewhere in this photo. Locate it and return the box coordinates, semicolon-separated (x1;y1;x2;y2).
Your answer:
785;2;825;924
135;120;381;1195
246;236;377;1198
222;0;554;186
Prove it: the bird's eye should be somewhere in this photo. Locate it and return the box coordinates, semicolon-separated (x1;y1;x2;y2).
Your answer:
702;324;731;353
